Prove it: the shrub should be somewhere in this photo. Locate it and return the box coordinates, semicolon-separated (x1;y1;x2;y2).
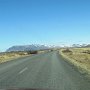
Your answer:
82;50;90;54
27;51;38;54
62;48;72;53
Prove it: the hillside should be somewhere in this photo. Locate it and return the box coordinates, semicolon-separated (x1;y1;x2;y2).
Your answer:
6;44;49;52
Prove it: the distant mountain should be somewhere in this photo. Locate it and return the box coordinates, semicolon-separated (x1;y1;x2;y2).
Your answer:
72;44;81;48
84;44;90;47
72;44;90;48
6;44;49;52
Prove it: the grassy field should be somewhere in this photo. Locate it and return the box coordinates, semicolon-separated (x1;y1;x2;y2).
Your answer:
60;48;90;77
0;51;30;63
0;50;48;64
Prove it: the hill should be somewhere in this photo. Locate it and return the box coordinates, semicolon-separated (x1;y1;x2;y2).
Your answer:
6;44;49;52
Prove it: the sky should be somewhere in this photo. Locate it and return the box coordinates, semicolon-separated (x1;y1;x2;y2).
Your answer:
0;0;90;51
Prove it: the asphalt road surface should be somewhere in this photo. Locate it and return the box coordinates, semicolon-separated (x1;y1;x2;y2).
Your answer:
0;51;90;90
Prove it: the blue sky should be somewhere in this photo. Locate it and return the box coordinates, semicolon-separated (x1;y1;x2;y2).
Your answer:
0;0;90;51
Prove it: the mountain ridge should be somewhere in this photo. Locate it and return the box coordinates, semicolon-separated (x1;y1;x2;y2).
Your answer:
6;44;50;52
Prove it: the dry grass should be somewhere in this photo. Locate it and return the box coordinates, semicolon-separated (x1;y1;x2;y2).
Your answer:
0;51;29;63
60;48;90;77
38;51;45;54
0;50;46;64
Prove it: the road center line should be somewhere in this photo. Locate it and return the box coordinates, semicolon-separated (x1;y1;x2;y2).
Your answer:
18;67;28;74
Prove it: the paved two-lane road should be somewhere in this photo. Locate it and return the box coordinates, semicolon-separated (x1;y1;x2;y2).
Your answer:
0;51;90;90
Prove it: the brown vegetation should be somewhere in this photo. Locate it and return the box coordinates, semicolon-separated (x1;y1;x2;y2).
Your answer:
60;48;90;77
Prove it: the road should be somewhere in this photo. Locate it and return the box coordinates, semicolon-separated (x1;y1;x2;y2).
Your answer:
0;51;90;90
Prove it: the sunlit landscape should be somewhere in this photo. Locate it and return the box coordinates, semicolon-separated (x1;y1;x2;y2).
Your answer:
0;0;90;90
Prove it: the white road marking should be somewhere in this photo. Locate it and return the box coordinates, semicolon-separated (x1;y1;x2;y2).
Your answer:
18;67;28;74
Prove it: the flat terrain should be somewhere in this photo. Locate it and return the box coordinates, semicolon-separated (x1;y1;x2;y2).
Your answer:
0;51;29;63
60;48;90;76
0;50;43;64
0;51;90;90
